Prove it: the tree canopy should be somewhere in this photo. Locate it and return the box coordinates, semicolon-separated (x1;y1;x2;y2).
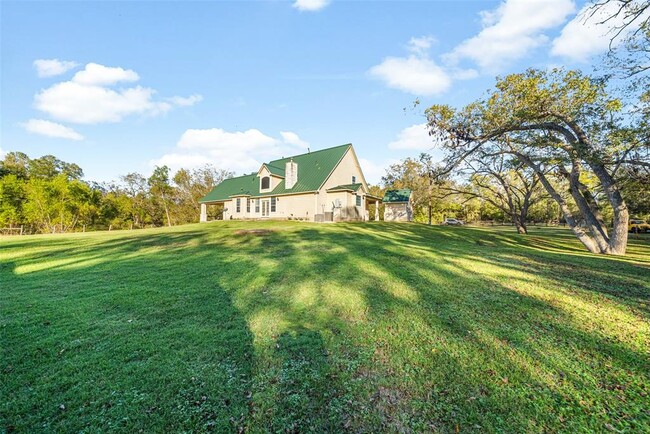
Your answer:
427;68;646;254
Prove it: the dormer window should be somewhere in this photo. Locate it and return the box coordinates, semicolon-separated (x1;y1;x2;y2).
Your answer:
261;176;270;190
352;176;356;184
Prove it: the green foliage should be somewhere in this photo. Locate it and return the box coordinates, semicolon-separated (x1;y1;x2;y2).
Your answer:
0;153;233;233
0;152;31;179
22;175;93;233
382;156;459;223
28;155;84;180
2;222;649;432
619;168;650;219
0;175;25;227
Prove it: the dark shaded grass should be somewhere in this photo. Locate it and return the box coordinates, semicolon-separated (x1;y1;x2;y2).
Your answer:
1;222;649;433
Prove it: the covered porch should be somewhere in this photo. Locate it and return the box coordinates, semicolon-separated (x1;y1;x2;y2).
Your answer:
365;194;382;221
199;200;227;222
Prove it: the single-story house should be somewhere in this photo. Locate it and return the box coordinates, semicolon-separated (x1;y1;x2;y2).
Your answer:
383;189;413;222
199;143;382;222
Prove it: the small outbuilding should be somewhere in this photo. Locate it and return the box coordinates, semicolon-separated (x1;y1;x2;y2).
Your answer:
382;189;413;222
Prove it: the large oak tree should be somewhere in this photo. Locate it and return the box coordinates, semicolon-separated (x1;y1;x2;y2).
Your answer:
427;69;645;255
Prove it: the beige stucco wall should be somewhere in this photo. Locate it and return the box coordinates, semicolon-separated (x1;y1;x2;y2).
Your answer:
318;148;367;220
222;199;233;220
225;197;253;220
221;194;316;221
274;193;316;220
384;202;412;222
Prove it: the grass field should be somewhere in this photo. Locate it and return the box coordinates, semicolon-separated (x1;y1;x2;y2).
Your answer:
2;222;649;433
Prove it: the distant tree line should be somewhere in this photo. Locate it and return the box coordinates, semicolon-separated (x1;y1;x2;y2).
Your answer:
0;152;233;234
381;153;562;230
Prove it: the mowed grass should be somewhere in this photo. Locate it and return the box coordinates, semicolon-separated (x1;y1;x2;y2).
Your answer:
1;222;649;433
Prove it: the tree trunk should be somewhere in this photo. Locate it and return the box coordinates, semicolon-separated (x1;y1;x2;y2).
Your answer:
516;154;601;253
589;163;629;255
517;205;529;235
515;220;528;234
563;122;628;255
566;161;610;253
161;192;172;228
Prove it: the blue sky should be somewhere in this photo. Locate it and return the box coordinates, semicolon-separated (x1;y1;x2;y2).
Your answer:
0;0;630;184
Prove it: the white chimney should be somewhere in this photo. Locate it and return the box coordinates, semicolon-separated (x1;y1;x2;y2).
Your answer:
285;158;298;189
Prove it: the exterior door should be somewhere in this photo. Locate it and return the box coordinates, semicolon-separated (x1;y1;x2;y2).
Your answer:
261;200;270;217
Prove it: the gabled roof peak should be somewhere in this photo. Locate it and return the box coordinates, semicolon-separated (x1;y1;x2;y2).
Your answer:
200;143;353;203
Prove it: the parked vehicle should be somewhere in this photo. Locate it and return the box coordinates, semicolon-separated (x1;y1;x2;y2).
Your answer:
443;218;464;226
629;219;650;233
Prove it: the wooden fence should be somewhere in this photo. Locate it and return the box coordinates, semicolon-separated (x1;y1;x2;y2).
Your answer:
0;226;24;236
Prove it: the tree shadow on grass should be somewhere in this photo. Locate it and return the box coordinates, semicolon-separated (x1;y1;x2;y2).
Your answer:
1;232;255;433
2;221;649;433
268;327;343;433
267;222;650;432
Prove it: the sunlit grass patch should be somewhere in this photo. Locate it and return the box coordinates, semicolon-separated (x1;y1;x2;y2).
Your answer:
1;222;649;432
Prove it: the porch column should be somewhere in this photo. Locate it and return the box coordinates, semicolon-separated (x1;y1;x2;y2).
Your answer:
200;203;207;223
375;200;379;221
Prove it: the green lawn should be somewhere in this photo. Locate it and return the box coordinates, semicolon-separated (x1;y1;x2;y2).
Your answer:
2;222;649;433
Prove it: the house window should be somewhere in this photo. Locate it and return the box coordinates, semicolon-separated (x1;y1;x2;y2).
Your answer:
255;199;260;213
246;199;251;213
236;198;241;213
352;176;356;184
356;194;361;207
271;197;276;212
261;176;270;190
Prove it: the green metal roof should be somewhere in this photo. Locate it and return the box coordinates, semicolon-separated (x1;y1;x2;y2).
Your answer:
199;173;259;202
326;183;363;193
200;144;352;203
383;189;412;203
261;163;285;177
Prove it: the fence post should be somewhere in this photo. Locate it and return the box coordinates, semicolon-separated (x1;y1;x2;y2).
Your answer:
20;225;24;235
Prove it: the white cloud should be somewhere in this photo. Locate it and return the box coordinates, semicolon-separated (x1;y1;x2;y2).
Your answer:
369;56;451;96
35;81;167;124
447;0;576;71
387;123;446;164
33;62;199;124
451;68;480;80
150;153;213;172
280;131;309;148
293;0;330;12
153;128;310;174
33;59;79;77
407;36;436;56
370;34;452;96
71;63;139;86
167;94;203;107
21;119;84;141
0;147;5;159
387;123;434;151
177;128;278;152
551;1;647;61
